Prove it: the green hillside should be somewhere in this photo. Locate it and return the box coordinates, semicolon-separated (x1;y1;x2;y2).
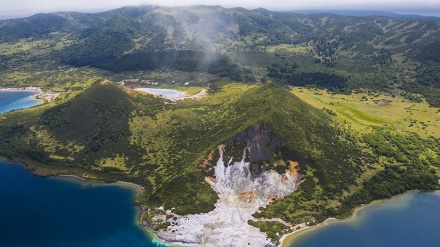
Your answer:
1;81;439;240
0;82;364;210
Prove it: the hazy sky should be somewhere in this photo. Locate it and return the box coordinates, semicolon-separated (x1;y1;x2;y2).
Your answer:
1;0;440;19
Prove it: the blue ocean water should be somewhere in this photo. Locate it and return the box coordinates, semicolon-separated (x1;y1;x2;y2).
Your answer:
288;191;440;247
0;91;43;114
134;88;185;99
0;159;160;247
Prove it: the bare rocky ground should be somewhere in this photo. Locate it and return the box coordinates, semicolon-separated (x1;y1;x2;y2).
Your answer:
154;146;301;247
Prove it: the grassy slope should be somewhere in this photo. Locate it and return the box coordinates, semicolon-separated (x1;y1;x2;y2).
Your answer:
145;82;368;215
0;82;365;209
291;87;440;138
251;87;440;243
0;81;439;244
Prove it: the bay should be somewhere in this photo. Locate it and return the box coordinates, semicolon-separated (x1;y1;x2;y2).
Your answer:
0;91;43;114
285;191;440;247
0;159;161;247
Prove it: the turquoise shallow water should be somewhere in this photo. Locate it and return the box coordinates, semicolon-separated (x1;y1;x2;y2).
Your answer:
0;159;160;247
288;191;440;247
0;91;43;114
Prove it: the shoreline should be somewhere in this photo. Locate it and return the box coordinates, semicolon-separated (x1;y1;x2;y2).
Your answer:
0;86;60;104
278;198;391;246
0;87;44;114
0;158;170;246
173;89;208;101
7;159;179;247
4;157;438;247
57;176;183;246
0;158;177;246
134;87;186;100
133;87;207;101
278;190;439;247
0;86;43;94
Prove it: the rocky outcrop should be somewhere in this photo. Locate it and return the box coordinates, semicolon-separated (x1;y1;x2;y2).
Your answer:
225;124;285;162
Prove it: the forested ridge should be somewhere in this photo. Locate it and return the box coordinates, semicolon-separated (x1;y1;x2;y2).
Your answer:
1;5;440;106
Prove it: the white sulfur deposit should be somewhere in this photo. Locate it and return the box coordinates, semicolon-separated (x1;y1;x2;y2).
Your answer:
154;146;302;247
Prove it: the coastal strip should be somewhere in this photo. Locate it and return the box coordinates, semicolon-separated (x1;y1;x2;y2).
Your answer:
43;173;176;246
0;87;59;103
56;174;179;247
173;89;208;101
279;198;392;247
278;190;436;247
0;86;43;93
56;175;145;196
279;218;338;247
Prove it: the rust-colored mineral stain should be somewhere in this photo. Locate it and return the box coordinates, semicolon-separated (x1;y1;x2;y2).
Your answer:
286;160;299;178
268;196;277;204
200;149;215;167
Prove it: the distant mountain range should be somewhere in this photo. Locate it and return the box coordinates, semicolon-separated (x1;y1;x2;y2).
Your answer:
2;7;439;21
293;10;440;20
0;5;440;106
